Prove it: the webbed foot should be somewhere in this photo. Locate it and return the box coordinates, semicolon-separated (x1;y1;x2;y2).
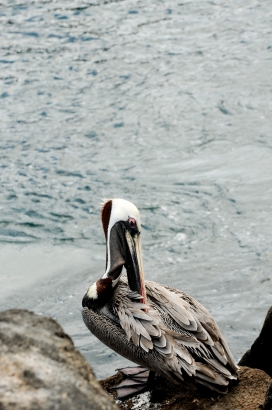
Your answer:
114;366;155;399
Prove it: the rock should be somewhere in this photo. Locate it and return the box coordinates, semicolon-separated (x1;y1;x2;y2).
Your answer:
0;309;119;410
2;307;272;410
239;307;272;378
101;366;271;410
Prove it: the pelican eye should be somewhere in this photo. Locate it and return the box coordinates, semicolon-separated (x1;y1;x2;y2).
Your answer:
125;217;139;235
128;217;136;227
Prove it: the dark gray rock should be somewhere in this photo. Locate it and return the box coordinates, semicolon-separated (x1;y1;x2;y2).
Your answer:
239;307;272;378
0;309;119;410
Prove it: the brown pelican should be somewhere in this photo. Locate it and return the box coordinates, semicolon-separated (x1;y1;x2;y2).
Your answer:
82;198;238;398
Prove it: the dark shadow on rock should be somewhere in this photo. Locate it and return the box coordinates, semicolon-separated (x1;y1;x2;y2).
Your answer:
239;307;272;378
263;382;272;410
0;309;119;410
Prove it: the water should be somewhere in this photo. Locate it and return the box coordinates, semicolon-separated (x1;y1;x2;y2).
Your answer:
0;0;272;379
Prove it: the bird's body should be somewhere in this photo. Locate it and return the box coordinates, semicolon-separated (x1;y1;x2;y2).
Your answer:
82;199;238;396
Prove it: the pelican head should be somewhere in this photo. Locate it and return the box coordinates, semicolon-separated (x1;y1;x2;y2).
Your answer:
83;199;147;309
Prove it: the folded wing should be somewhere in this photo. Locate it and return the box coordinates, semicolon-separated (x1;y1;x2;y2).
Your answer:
112;280;237;392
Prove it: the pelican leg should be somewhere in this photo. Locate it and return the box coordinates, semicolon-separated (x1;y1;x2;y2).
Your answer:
114;366;155;399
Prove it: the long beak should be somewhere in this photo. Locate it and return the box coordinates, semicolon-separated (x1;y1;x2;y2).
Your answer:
124;231;147;305
103;222;147;305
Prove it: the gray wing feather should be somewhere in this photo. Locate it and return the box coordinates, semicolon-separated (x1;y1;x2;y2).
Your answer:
145;280;238;372
112;280;237;391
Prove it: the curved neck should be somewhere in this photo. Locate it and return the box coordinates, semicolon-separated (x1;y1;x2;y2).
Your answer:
82;278;114;311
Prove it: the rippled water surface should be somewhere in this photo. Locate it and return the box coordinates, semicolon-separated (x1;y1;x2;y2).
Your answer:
1;0;272;379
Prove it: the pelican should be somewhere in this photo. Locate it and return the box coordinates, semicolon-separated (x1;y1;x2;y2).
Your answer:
82;198;238;398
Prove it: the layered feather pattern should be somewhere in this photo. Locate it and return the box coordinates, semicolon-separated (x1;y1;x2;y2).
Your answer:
110;278;238;392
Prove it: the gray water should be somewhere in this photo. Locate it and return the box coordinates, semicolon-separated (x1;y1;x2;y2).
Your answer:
0;0;272;379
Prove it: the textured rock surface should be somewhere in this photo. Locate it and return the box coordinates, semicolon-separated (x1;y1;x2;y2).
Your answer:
0;309;119;410
101;366;271;410
239;307;272;378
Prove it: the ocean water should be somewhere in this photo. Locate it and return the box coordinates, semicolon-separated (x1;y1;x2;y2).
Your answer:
0;0;272;379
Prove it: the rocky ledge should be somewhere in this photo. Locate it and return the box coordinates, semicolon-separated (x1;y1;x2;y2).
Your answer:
102;366;271;410
0;309;118;410
1;307;272;410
